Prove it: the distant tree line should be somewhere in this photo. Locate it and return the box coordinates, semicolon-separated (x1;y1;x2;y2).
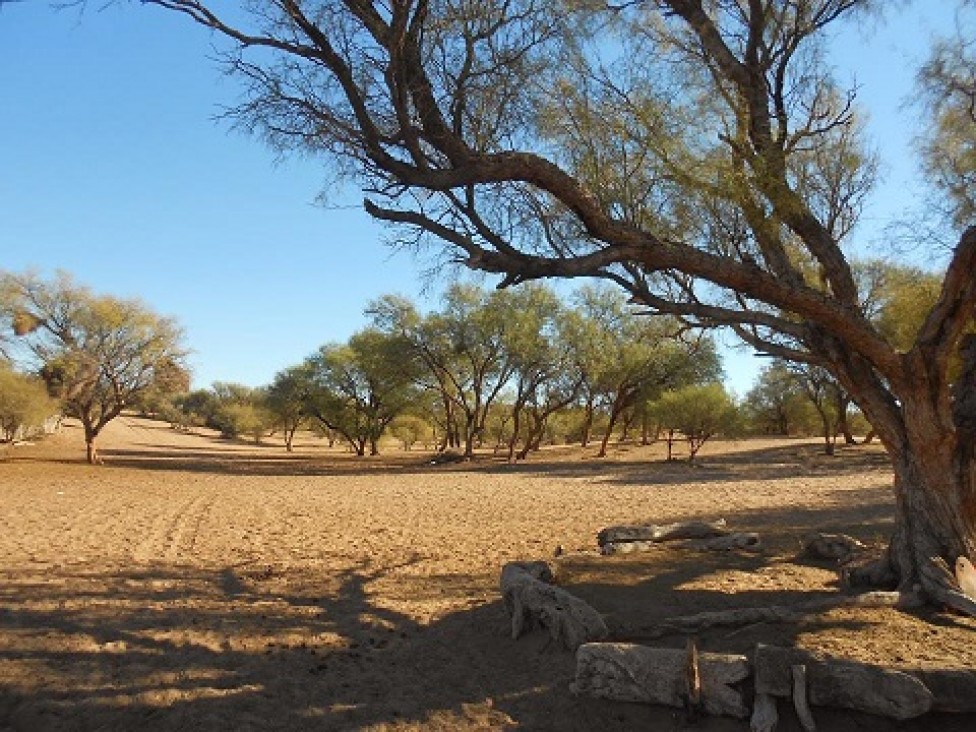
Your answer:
164;282;744;460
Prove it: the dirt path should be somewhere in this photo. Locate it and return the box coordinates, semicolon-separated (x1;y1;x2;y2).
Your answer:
1;417;974;731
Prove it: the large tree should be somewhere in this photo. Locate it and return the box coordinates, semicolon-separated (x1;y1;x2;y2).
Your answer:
0;271;186;463
129;1;975;611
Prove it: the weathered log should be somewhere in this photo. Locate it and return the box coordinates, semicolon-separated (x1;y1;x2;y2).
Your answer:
600;539;656;555
791;664;817;732
698;532;762;553
750;693;779;732
803;533;866;563
914;669;976;713
571;642;751;718
754;644;932;720
500;561;607;650
597;518;728;547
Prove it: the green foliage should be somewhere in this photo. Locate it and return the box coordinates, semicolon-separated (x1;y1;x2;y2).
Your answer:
0;363;57;442
304;328;421;456
649;383;739;461
389;413;431;451
0;271;187;462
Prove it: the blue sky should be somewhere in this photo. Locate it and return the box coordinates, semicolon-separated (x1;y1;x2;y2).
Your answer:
0;2;960;395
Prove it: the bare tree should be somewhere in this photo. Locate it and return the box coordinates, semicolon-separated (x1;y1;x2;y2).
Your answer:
124;1;976;612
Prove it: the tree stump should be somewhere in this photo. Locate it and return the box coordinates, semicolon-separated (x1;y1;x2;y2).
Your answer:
571;642;751;718
499;561;607;650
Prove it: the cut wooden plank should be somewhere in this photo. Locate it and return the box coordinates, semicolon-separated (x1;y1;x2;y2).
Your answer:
571;642;750;718
754;645;932;721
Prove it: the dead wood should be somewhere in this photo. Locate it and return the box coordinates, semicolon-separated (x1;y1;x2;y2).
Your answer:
754;645;932;721
696;532;763;553
500;561;607;651
620;590;923;640
750;693;779;732
790;664;817;731
597;519;728;548
571;642;750;718
802;533;866;563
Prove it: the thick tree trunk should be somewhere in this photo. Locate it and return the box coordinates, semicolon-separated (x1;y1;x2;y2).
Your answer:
849;410;976;615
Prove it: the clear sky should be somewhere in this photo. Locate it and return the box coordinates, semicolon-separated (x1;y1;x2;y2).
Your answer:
0;1;961;395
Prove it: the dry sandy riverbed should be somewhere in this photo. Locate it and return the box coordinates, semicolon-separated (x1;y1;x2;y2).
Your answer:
1;416;974;731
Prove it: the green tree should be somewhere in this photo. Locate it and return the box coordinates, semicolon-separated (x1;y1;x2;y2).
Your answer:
305;328;419;456
650;384;740;462
266;364;314;451
0;363;57;442
1;272;186;463
743;362;817;436
135;1;976;611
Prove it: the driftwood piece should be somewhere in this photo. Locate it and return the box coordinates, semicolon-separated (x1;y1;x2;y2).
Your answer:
803;533;866;563
754;645;932;721
791;664;817;732
697;532;762;553
750;693;779;732
500;561;607;650
597;519;728;548
571;642;751;718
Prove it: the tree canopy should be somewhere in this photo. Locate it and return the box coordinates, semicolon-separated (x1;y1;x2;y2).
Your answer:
0;271;187;463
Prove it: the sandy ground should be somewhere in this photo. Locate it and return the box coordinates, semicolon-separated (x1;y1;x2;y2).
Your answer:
1;417;975;731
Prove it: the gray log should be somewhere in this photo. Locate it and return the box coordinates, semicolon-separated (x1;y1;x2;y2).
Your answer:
803;533;866;563
750;693;779;732
597;518;728;547
500;561;607;651
791;664;817;732
699;532;762;553
915;669;976;712
571;642;751;718
754;645;932;720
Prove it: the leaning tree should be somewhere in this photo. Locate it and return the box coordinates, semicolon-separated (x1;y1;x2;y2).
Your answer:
124;1;975;611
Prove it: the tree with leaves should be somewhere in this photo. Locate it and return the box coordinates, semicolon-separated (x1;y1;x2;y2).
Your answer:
650;383;740;462
304;328;419;456
1;271;186;463
0;362;57;442
266;363;314;451
126;1;976;611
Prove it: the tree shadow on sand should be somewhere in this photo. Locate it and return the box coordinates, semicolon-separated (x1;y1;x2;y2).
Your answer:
3;531;976;731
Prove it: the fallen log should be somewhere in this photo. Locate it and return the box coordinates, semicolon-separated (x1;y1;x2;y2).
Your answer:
698;532;762;553
803;533;866;563
914;669;976;713
597;519;728;548
571;642;751;719
754;644;932;721
500;561;607;651
621;590;923;640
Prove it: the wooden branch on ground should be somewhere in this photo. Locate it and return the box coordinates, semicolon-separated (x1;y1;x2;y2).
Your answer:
619;591;923;640
791;664;817;731
500;561;608;651
571;642;751;718
598;519;728;549
754;644;933;720
694;532;763;553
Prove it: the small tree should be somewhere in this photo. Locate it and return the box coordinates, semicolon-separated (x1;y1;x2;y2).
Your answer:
265;364;313;451
0;363;57;442
1;272;186;463
651;384;739;462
